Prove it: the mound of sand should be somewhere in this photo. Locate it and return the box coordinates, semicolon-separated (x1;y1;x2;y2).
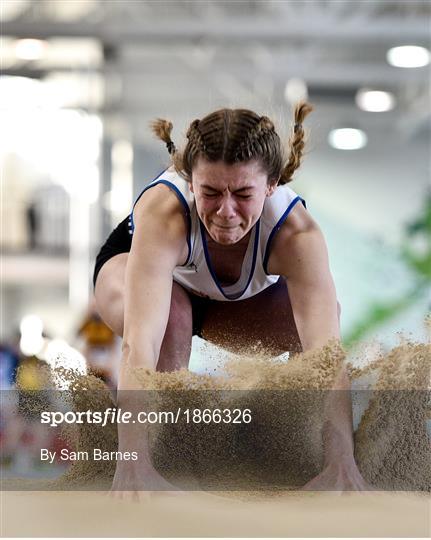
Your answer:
3;339;430;537
354;342;431;491
26;339;428;493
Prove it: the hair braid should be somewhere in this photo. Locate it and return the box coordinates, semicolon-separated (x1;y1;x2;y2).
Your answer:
279;102;313;185
149;102;313;185
234;116;276;162
186;119;206;153
150;118;177;155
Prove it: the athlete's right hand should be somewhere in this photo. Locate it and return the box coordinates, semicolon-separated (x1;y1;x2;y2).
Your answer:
109;463;184;502
111;368;186;501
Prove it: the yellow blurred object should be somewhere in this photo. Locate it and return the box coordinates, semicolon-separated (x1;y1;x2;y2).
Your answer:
16;356;45;390
78;314;115;347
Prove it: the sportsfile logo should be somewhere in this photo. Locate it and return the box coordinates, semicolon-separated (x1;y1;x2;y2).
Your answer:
40;407;252;427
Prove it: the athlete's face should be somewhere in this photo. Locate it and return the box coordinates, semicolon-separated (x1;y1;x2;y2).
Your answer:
191;158;276;245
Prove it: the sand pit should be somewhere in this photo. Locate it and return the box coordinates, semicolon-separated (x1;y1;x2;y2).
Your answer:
2;339;430;537
1;481;430;537
42;340;429;493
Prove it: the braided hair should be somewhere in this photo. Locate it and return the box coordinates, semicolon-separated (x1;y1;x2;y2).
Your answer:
150;102;313;185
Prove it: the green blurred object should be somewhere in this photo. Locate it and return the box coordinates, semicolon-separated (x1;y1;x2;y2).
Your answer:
401;191;431;280
344;191;431;346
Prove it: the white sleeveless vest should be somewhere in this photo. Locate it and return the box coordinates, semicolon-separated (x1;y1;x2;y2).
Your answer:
130;169;305;301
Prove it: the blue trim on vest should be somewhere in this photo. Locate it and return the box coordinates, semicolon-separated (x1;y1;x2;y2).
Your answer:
128;168;167;233
262;196;306;275
129;177;192;266
200;219;260;300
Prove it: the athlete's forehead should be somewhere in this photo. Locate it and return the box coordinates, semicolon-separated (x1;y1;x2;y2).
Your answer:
192;157;268;190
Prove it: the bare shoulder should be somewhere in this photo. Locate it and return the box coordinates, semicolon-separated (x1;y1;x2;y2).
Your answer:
266;202;328;277
131;183;189;264
134;183;184;222
277;199;318;236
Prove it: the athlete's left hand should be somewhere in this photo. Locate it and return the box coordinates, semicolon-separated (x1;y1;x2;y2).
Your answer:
301;459;374;492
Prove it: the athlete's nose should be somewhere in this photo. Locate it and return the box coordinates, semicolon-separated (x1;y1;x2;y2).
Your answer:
216;195;237;219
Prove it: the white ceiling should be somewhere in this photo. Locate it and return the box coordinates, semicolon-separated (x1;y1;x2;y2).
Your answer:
3;1;430;125
2;0;430;241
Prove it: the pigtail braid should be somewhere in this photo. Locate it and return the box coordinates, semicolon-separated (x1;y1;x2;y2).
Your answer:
279;101;313;185
186;119;206;153
150;118;177;155
235;115;276;161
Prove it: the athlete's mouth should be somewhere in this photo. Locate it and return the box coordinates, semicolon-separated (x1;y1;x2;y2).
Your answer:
212;223;238;229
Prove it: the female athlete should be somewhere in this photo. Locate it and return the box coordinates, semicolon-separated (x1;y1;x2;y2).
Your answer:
94;103;370;497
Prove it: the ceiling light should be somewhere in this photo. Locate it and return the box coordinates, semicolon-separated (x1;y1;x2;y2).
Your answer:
14;39;48;60
355;89;395;112
386;46;430;68
328;128;367;151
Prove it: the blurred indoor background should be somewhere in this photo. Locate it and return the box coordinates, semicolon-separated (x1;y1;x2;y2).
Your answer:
1;0;430;397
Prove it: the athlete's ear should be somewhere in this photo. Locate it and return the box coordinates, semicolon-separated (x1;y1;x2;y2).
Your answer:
266;182;277;197
189;180;195;194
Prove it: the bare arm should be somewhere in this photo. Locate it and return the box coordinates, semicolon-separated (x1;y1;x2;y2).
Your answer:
267;205;371;490
121;184;188;381
268;214;339;351
112;185;188;498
